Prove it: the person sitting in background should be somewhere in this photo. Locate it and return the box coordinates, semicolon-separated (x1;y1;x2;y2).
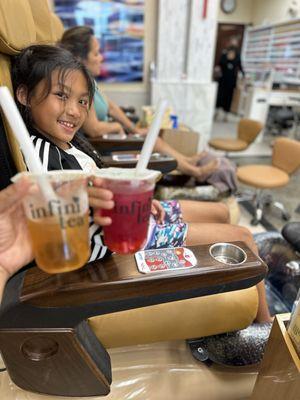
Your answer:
59;26;237;193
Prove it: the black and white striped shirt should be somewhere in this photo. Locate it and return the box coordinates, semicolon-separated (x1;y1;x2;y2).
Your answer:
30;134;109;262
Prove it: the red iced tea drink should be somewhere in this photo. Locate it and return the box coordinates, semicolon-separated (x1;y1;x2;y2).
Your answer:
97;168;160;254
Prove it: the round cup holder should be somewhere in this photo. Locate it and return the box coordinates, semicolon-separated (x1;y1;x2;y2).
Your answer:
209;243;247;266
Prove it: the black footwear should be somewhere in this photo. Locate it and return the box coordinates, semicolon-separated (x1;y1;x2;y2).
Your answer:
282;222;300;253
187;322;272;366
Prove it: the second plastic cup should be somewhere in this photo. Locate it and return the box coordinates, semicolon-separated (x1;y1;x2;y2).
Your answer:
13;171;90;274
96;168;160;254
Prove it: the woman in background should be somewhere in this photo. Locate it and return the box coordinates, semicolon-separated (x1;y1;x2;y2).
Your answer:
59;26;237;192
215;37;244;122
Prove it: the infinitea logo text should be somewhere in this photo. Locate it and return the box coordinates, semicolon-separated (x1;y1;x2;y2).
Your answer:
29;197;84;228
114;198;152;223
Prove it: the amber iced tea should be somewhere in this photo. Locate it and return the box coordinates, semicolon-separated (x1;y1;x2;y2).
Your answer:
14;171;90;273
27;213;89;273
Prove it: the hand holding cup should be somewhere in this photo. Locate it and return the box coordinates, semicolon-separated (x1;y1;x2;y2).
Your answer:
88;177;114;226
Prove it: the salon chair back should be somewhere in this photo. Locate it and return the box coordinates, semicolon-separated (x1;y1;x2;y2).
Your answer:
0;1;266;398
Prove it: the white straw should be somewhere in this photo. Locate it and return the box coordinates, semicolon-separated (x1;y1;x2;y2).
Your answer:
0;86;55;199
135;99;168;174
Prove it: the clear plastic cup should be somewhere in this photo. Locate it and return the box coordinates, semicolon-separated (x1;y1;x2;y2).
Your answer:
13;171;90;274
96;168;161;254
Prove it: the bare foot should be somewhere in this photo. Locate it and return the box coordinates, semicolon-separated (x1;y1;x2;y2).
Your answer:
177;159;219;180
255;312;274;324
187;151;208;166
198;159;219;179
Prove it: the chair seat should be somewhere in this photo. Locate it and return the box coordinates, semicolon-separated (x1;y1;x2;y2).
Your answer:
209;138;248;151
237;165;289;188
89;287;258;348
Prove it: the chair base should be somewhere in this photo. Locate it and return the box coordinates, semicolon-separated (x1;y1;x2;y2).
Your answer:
0;340;259;400
236;190;291;225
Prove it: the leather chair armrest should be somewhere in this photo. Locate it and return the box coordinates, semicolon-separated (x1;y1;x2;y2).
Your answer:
88;135;144;155
0;241;267;397
102;153;177;174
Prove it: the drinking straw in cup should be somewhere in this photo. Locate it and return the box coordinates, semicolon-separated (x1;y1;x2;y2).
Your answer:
135;99;168;174
0;87;90;273
96;100;168;254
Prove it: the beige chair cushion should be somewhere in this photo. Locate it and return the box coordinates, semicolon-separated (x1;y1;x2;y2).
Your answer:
209;119;263;152
272;137;300;174
88;287;258;348
238;119;263;144
0;0;37;172
209;138;248;151
237;165;289;188
160;128;200;157
50;13;65;42
0;0;36;54
28;0;55;44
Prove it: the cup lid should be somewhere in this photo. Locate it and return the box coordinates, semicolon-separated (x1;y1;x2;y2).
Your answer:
95;167;161;182
11;170;89;183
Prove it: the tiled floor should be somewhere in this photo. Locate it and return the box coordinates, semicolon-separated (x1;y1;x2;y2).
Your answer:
238;207;266;234
211;116;298;314
211;115;300;233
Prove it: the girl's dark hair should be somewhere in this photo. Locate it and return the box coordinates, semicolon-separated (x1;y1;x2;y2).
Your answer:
60;26;94;62
12;44;105;169
12;44;95;126
72;132;106;169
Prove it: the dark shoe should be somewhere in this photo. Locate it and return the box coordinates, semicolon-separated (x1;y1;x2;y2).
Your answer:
282;222;300;253
187;322;272;366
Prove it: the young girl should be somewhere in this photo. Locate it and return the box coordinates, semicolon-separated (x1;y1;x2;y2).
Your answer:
12;45;272;322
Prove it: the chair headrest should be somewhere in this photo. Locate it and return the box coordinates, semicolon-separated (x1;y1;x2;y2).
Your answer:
238;119;263;144
50;13;65;42
28;0;56;44
0;0;36;55
272;137;300;174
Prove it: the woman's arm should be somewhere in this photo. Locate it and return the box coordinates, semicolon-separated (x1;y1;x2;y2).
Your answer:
82;101;126;138
107;98;148;136
154;137;218;180
107;98;136;132
0;179;33;302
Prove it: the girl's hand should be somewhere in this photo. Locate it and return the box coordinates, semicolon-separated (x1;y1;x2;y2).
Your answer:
131;127;148;136
0;179;34;281
151;199;165;225
87;177;114;226
111;122;127;138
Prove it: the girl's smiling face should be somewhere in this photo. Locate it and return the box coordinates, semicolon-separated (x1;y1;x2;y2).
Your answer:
18;69;90;149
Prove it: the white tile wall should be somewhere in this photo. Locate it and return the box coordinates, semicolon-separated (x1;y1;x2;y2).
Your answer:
152;0;219;143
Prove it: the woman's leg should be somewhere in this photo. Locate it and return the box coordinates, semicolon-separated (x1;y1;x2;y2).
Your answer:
154;137;218;179
185;222;273;323
179;200;230;224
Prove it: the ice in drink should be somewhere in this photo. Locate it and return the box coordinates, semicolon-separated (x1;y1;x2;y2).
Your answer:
96;168;160;254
